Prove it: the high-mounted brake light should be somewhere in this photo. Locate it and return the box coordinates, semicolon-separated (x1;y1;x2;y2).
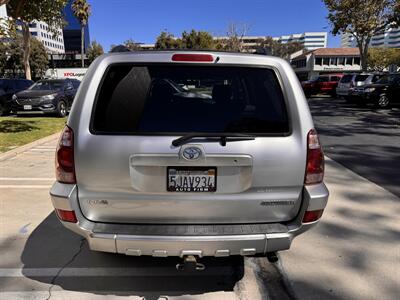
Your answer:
171;53;214;62
305;129;324;185
55;125;76;183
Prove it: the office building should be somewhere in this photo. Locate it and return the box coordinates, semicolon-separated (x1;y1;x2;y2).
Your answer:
139;32;328;52
28;21;65;54
272;32;328;50
0;4;64;53
63;0;90;54
290;48;361;80
341;27;400;48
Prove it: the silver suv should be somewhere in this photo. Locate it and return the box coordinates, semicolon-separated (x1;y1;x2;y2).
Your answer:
50;51;329;259
336;73;384;99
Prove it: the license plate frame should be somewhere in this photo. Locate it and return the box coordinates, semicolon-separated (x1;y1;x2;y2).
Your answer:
23;105;32;110
167;166;217;192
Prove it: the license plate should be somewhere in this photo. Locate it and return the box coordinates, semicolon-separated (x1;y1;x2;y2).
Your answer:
23;105;32;110
167;167;216;192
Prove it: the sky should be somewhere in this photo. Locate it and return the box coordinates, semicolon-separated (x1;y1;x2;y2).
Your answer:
89;0;341;52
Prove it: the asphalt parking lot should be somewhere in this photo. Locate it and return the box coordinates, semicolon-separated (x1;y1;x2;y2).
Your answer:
0;97;399;299
310;96;400;197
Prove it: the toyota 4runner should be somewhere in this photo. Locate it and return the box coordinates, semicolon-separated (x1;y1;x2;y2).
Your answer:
50;51;329;259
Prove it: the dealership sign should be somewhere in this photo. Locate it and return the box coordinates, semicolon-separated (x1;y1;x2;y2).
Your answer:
45;68;88;81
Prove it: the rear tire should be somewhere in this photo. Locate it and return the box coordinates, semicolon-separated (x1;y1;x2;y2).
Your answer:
376;94;390;108
56;100;68;117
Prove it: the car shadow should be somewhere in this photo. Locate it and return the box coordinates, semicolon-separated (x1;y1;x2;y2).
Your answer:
20;212;244;299
308;97;400;197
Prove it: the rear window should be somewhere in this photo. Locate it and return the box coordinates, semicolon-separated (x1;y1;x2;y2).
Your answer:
354;75;369;82
317;76;329;82
340;75;353;83
92;65;289;135
330;76;341;82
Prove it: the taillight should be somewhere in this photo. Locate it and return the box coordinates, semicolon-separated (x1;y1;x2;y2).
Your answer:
302;209;324;223
55;125;76;183
305;129;324;185
171;53;214;62
55;208;77;223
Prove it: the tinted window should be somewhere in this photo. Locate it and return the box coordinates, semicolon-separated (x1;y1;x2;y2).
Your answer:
92;65;289;135
372;75;383;83
331;76;341;82
30;80;64;90
16;80;31;91
317;76;329;82
72;80;80;89
340;75;353;83
0;80;9;91
377;74;400;84
354;75;369;82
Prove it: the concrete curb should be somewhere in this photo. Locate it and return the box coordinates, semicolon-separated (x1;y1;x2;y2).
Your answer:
0;132;61;162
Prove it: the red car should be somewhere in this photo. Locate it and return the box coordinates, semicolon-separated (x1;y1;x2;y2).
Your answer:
302;74;343;97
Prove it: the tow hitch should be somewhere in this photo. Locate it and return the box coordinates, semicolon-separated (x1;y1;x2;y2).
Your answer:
176;255;205;271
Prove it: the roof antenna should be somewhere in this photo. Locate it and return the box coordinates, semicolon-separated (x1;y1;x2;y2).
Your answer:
214;56;220;63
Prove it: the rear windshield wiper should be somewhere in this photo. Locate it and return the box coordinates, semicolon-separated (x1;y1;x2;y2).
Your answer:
172;133;255;147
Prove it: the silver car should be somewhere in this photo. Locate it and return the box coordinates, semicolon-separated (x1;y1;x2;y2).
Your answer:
50;51;329;261
336;73;384;99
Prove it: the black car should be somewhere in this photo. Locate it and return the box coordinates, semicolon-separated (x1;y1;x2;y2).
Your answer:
12;78;80;117
0;78;33;116
353;73;400;108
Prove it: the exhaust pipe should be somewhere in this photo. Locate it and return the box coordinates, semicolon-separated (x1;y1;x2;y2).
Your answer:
176;255;205;271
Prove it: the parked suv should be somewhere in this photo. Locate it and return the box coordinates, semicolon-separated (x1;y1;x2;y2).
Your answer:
11;78;80;117
302;74;342;97
50;52;329;260
352;73;400;108
0;78;33;116
336;73;384;100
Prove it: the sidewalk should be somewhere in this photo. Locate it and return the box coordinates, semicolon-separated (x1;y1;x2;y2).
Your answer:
280;158;400;300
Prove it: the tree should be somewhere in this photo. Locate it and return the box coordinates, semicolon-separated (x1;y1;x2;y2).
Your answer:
223;22;250;52
72;0;91;68
86;40;104;63
155;31;182;49
368;48;400;71
0;36;47;78
29;37;49;78
6;0;67;80
323;0;398;71
256;37;304;59
123;38;142;51
181;30;216;50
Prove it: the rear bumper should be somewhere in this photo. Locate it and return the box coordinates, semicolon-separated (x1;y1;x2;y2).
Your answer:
50;182;329;257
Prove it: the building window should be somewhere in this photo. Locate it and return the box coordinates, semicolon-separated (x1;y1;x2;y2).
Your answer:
337;57;345;65
353;57;361;65
322;57;329;65
30;32;38;36
345;57;353;65
315;57;322;65
330;57;337;65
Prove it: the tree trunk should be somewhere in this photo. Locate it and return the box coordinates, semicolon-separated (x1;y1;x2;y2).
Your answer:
361;40;370;72
21;22;31;80
81;25;85;68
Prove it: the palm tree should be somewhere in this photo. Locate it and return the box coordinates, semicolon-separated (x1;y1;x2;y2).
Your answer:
71;0;91;67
